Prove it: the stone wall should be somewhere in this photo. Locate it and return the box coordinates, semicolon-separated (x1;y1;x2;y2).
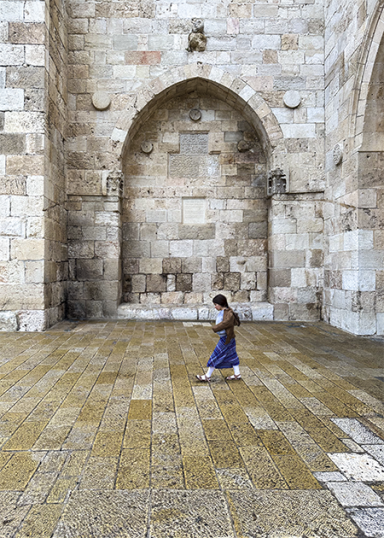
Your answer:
324;0;384;335
0;0;67;331
63;0;325;322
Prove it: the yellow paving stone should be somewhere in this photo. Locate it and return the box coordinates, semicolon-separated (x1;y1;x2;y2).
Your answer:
229;422;263;447
15;503;63;538
116;449;150;489
259;431;296;455
123;419;151;448
152;433;180;460
3;421;48;451
218;404;249;424
0;451;12;471
127;399;152;420
208;440;244;469
202;419;233;441
0;452;40;490
272;455;322;489
240;447;288;489
91;431;123;457
183;456;219;489
180;439;210;457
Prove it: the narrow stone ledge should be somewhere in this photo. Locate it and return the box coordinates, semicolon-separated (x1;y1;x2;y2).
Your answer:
117;302;274;321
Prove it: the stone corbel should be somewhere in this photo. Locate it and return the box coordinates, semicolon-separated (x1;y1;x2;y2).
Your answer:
267;168;288;197
102;169;124;197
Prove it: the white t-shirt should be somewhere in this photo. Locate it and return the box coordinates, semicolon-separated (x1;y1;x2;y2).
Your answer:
216;310;226;337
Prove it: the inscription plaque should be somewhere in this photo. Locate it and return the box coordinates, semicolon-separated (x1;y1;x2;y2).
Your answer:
183;198;206;224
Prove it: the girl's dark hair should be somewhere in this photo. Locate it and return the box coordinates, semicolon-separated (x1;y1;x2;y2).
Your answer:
212;294;229;308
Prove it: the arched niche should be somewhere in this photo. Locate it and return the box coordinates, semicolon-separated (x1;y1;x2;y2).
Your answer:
121;84;270;308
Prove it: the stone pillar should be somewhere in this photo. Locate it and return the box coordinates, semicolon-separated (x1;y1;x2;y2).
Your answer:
268;185;324;321
67;170;123;319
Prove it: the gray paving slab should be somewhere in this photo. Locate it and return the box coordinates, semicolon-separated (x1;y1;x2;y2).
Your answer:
347;507;384;538
331;418;384;445
327;482;383;507
328;453;384;481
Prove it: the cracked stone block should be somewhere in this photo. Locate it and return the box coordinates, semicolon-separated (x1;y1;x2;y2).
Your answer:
327;482;383;507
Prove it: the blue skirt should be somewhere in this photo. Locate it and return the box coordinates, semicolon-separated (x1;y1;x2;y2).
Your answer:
207;336;239;369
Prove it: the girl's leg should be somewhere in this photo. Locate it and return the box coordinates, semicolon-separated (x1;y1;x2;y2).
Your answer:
206;366;215;377
233;364;240;376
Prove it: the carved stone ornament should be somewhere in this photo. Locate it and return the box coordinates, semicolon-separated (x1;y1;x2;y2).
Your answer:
106;170;124;196
267;168;287;197
283;90;301;109
141;141;153;154
187;18;207;52
189;108;201;121
237;139;254;152
333;143;343;166
92;91;111;111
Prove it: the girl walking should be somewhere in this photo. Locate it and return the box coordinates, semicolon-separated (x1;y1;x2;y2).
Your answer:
196;294;241;382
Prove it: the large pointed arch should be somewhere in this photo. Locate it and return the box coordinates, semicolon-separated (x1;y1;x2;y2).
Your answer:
350;0;384;148
110;63;286;166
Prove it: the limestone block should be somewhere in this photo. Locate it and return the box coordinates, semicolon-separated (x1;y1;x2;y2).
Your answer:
224;273;240;291
130;275;146;293
7;155;44;176
0;217;24;236
252;35;281;50
0;89;24;111
0;45;24;65
1;1;24;21
95;241;120;259
297;218;323;233
0;311;18;331
170;240;193;257
171;307;198;321
11;238;44;260
280;124;316;138
8;23;45;44
68;241;94;259
124;241;150;258
139;258;162;274
248;222;268;238
192;273;211;292
4;111;45;133
161;292;184;304
151;241;169;258
95;212;120;227
163;258;182;274
24;1;45;22
146;210;167;223
167;274;176;292
25;260;43;283
76;259;103;281
377;314;384;336
176;274;192;292
147;274;167;293
272;251;305;268
182;258;202;273
241;272;256;290
251;303;274;321
0;237;9;261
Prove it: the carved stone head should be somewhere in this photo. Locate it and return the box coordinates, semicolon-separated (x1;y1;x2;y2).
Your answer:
191;18;204;33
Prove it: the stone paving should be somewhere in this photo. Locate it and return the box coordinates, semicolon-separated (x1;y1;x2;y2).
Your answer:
0;320;383;538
